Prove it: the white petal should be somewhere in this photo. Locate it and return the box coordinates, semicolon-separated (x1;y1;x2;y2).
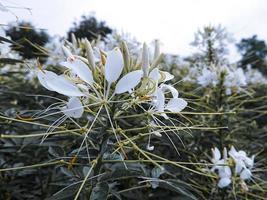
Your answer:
146;144;154;151
165;98;187;112
63;97;84;118
60;59;93;85
115;70;143;94
245;155;255;169
218;177;231;188
162;71;174;82
37;70;57;91
238;150;247;158
161;84;179;98
240;168;252;180
235;161;245;174
219;166;232;178
155;88;165;112
46;76;84;97
105;48;124;83
212;147;221;162
229;146;238;158
60;61;72;69
149;68;161;81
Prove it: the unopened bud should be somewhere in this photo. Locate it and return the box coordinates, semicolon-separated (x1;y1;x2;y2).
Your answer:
153;39;160;60
153;131;162;137
142;43;149;77
223;147;228;160
121;41;130;71
62;45;73;58
85;39;95;69
71;33;78;47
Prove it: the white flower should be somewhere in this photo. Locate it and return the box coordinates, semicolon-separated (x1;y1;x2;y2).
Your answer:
197;67;218;87
152;84;187;118
229;146;254;180
211;147;232;188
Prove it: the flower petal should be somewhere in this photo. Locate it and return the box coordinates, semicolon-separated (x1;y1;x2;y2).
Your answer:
149;68;161;81
115;70;143;94
46;75;84;97
240;168;252;180
62;97;84;118
165;98;187;112
162;71;174;82
212;147;221;162
37;70;57;91
155;88;165;113
60;59;93;85
236;162;245;174
161;84;179;98
218;177;231;188
105;48;124;83
219;166;232;178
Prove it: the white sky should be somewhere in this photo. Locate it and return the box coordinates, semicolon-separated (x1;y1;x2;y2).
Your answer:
1;0;267;61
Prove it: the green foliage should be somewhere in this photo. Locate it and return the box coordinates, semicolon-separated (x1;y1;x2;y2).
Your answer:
237;35;267;75
5;21;49;61
67;15;112;42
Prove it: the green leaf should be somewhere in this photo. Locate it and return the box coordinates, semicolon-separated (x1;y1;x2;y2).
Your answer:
0;58;24;65
48;146;64;157
0;36;15;44
158;179;198;200
90;182;109;200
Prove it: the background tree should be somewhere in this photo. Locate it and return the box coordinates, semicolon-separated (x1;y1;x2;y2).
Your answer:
187;25;233;66
236;35;267;75
5;21;49;61
67;15;112;41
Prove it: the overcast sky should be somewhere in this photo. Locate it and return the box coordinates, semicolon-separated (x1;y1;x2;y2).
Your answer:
1;0;267;61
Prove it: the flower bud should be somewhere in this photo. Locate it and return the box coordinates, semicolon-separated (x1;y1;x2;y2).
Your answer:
71;33;78;48
121;41;130;72
223;147;228;160
142;43;149;77
85;38;95;69
62;45;73;58
153;39;160;60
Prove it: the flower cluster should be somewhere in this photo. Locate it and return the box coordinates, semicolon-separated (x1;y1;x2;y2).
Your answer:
35;38;187;135
211;146;255;189
197;65;247;95
173;61;267;95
